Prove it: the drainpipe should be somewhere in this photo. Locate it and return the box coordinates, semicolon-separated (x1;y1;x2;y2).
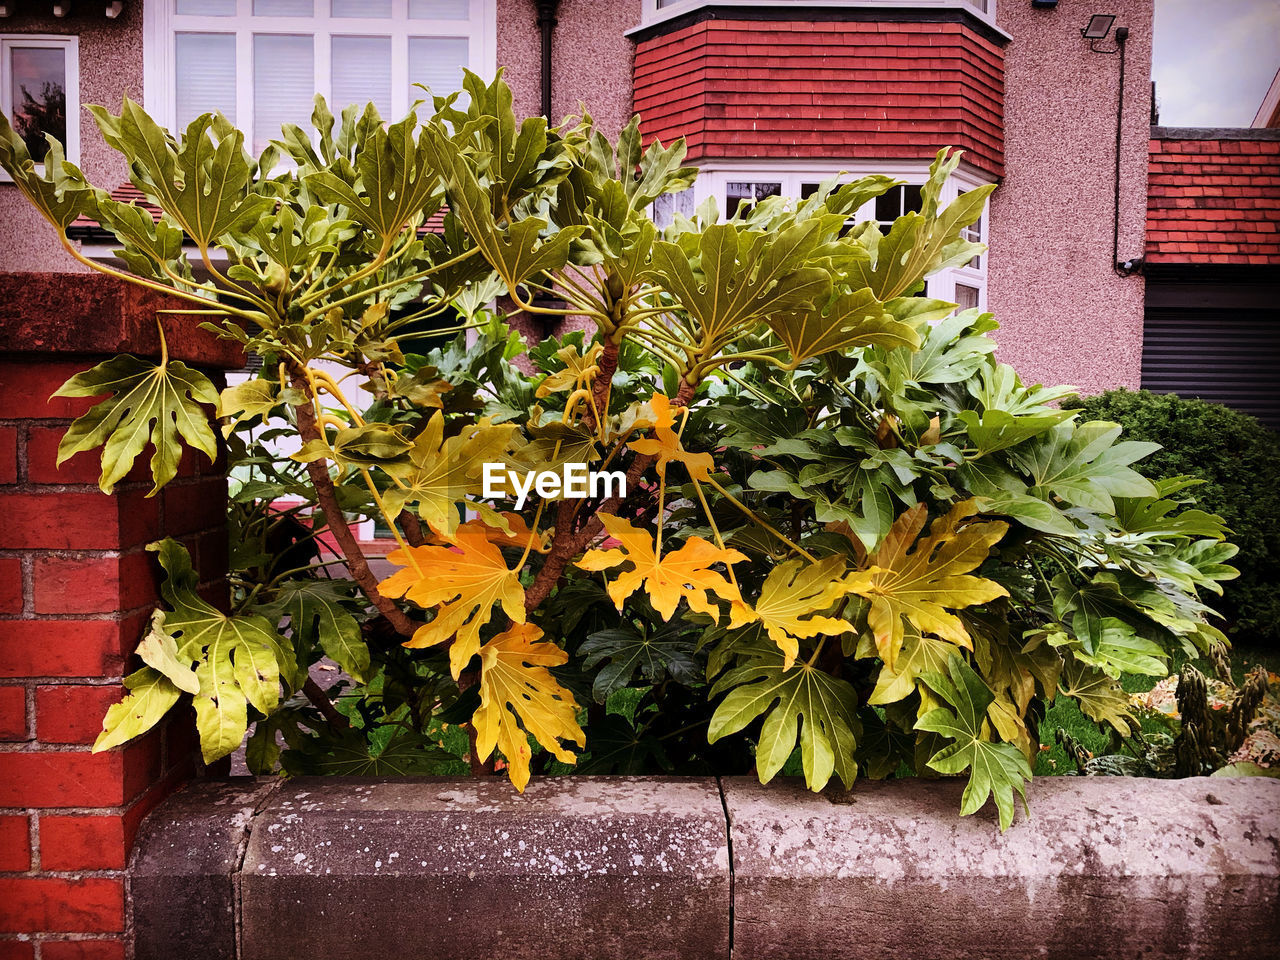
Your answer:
535;0;561;120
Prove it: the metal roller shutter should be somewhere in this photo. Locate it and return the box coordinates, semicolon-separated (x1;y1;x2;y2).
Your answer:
1141;306;1280;430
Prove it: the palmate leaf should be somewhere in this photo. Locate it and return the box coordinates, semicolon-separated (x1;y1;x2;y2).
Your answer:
0;112;93;230
767;288;919;369
285;728;456;777
916;655;1032;831
380;525;526;679
577;515;749;624
869;628;962;707
645;219;831;356
1059;659;1135;735
306;109;443;250
267;579;371;684
843;500;1009;669
579;622;700;702
709;643;861;791
94;667;182;753
87;103;273;250
128;539;296;763
54;354;219;495
748;556;853;669
575;713;670;775
473;624;586;792
1012;420;1159;515
628;393;713;480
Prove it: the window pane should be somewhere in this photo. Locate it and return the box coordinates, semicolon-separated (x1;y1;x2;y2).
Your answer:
408;36;469;100
726;181;780;216
332;36;392;117
333;0;391;15
875;184;923;225
409;0;470;18
254;34;314;152
176;0;236;13
955;284;981;312
175;33;237;128
8;46;66;162
254;0;314;14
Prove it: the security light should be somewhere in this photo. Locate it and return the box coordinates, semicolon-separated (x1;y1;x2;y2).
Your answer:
1081;14;1116;39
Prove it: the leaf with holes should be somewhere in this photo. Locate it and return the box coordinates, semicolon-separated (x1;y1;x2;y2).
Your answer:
380;525;526;679
843;501;1008;669
472;623;585;791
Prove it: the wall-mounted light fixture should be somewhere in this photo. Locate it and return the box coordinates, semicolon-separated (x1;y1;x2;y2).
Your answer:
106;0;124;16
1031;0;1059;8
52;2;72;15
0;3;11;15
1081;14;1116;39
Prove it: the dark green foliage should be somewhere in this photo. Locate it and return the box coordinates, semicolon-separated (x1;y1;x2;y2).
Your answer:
1064;389;1280;645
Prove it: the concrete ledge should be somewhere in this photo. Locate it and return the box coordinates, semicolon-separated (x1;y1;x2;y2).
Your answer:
130;778;281;960
129;776;1279;960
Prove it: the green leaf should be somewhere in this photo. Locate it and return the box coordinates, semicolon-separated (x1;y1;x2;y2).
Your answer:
916;656;1032;831
1069;619;1168;678
646;220;831;356
1012;421;1159;515
93;668;182;753
150;539;295;763
53;354;219;496
579;622;700;703
269;579;371;684
1059;659;1135;735
709;644;860;791
0;112;92;230
88;103;273;250
869;630;961;706
767;288;919;368
283;727;456;776
305;109;443;249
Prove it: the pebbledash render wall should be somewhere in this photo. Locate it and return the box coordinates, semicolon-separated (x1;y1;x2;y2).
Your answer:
978;0;1151;395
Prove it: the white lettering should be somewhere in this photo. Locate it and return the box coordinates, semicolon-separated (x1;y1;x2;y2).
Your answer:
510;469;537;510
481;464;628;506
591;469;626;500
482;461;506;500
563;462;588;497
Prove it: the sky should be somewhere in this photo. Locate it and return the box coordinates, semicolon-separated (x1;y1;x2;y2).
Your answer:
1153;0;1280;126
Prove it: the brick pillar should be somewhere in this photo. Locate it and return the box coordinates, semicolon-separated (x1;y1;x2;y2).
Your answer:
0;274;243;960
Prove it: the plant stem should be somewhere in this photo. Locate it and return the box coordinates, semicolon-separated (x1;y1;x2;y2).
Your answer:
289;362;422;638
303;675;351;731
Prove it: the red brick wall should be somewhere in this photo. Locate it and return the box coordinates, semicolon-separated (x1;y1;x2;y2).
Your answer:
0;277;238;959
635;18;1005;178
1146;136;1280;265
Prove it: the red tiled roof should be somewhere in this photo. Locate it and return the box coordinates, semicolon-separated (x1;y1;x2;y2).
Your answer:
636;19;1006;179
69;182;448;241
1146;137;1280;265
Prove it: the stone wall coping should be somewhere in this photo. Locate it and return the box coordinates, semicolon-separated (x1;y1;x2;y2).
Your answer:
0;272;246;369
129;775;1280;960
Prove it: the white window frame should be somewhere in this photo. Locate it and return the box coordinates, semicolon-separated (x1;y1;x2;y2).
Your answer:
143;0;497;140
639;0;997;31
0;34;79;182
691;158;991;309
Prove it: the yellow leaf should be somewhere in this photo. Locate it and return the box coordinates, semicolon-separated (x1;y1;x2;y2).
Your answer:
473;623;585;792
748;556;852;669
577;514;747;623
433;512;548;554
535;342;604;398
628;393;714;480
844;500;1009;669
379;525;525;679
384;411;517;537
868;628;961;707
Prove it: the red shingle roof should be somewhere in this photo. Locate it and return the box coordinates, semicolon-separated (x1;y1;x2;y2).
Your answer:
1146;137;1280;265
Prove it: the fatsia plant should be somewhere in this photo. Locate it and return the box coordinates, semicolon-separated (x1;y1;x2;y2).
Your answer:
0;73;1238;829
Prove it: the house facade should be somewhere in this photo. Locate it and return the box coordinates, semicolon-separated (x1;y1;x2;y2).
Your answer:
0;0;1274;417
